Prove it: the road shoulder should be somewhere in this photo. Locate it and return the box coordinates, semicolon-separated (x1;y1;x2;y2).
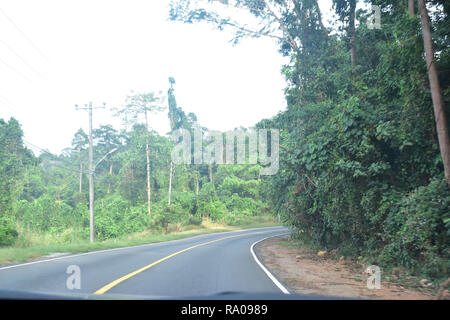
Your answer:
254;235;442;300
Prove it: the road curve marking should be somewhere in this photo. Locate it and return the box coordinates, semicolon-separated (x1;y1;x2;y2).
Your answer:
94;230;278;295
250;233;291;294
0;226;285;271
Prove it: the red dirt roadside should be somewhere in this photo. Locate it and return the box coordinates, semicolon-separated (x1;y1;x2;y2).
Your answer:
255;235;446;300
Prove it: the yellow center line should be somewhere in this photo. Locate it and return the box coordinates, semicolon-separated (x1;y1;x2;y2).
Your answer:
93;230;272;295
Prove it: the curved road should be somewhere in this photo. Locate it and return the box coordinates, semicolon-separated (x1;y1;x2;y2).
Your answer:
0;226;290;298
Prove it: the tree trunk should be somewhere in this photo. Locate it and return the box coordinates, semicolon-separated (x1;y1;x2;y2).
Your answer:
409;0;415;17
195;173;199;196
131;166;136;206
209;160;213;183
79;148;82;193
145;110;151;216
127;166;134;205
107;163;112;194
168;161;173;205
350;2;357;68
418;0;450;185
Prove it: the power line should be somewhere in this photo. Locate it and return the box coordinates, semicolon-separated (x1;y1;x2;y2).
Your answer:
0;93;22;116
0;93;18;107
0;7;48;61
0;94;80;176
22;138;52;154
0;55;32;82
0;91;22;109
1;98;94;177
0;39;42;77
0;102;15;113
0;96;16;113
22;138;81;175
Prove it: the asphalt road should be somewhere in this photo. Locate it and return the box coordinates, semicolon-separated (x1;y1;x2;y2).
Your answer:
0;226;290;298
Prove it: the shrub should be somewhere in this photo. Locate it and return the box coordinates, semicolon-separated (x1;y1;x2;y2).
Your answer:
0;218;18;246
16;195;78;232
171;192;197;214
95;196;150;240
186;214;202;225
379;178;450;279
149;202;192;232
224;194;257;214
206;201;229;222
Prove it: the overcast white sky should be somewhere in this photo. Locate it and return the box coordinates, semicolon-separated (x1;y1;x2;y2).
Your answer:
0;0;341;155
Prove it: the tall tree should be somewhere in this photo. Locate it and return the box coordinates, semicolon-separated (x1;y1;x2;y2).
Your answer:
332;0;357;68
168;0;307;54
71;129;88;193
167;77;201;205
418;0;450;185
115;92;165;215
93;125;123;193
409;0;415;17
0;118;33;245
167;77;177;206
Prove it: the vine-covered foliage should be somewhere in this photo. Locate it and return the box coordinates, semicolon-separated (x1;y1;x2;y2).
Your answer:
253;1;450;280
168;0;449;280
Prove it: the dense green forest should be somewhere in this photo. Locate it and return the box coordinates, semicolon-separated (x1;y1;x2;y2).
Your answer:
170;0;450;281
0;83;273;247
0;0;449;283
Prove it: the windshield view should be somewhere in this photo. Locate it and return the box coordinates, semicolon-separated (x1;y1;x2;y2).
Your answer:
0;0;449;306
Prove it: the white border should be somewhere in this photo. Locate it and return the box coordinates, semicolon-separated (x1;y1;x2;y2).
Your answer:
250;233;291;294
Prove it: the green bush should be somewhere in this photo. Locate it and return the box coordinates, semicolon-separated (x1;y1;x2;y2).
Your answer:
0;218;18;246
171;192;197;214
186;214;202;225
149;202;192;232
224;194;257;215
148;212;169;232
16;195;79;232
206;201;228;222
219;176;259;198
379;178;450;279
95;196;150;240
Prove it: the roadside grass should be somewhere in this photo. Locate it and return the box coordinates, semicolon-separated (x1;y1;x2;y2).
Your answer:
0;215;281;265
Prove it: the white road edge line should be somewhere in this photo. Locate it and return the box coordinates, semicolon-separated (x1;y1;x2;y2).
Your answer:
0;226;287;271
250;233;291;295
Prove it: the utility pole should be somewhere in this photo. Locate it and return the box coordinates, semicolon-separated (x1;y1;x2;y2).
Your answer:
88;103;94;243
75;102;105;243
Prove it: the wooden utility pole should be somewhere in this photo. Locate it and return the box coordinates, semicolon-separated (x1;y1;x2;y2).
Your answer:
418;0;450;185
88;103;94;243
75;102;105;243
